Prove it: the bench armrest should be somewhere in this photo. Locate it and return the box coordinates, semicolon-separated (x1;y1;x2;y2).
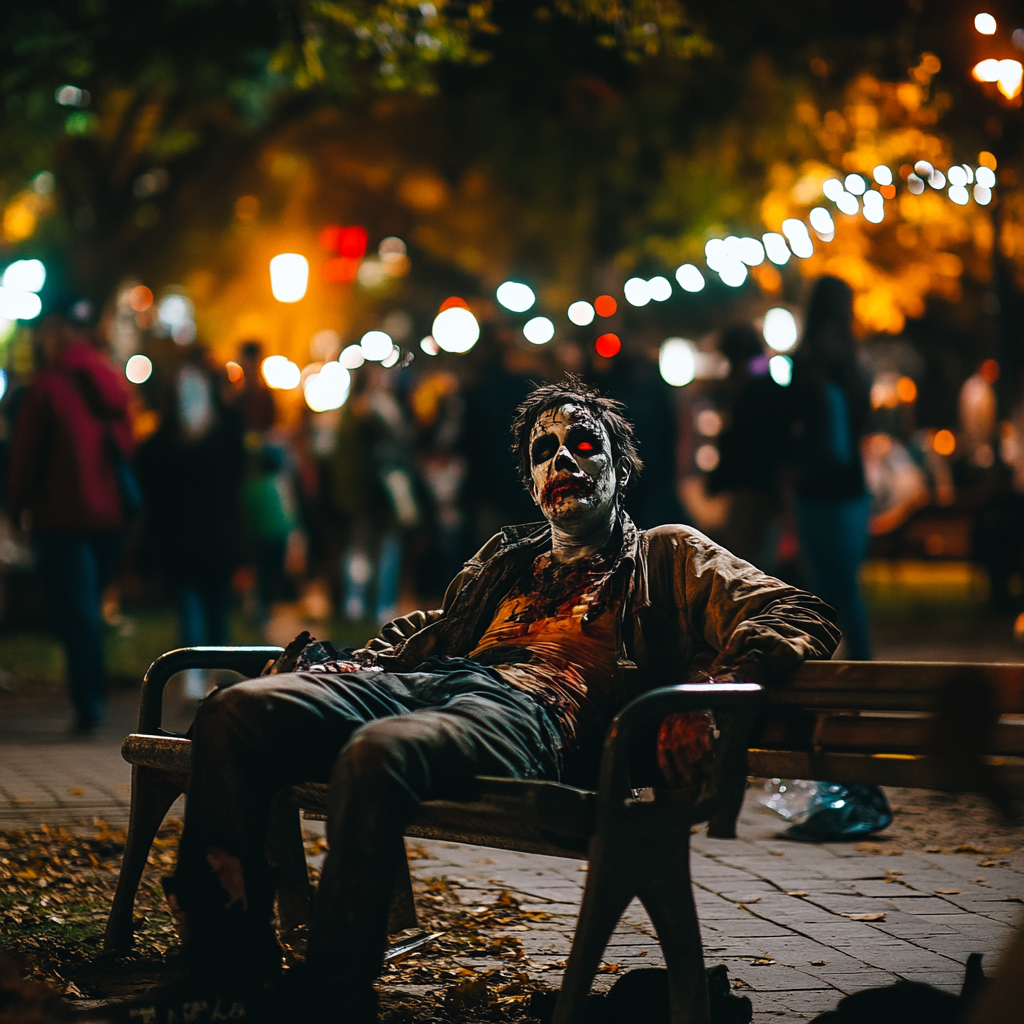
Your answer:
596;682;765;823
138;646;284;734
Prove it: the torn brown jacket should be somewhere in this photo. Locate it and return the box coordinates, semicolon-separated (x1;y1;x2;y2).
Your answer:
364;514;840;702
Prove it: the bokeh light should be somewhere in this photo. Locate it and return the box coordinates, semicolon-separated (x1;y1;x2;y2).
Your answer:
360;330;394;361
675;264;706;292
420;336;440;356
623;277;651;306
225;361;244;384
872;165;893;186
862;190;885;223
648;276;672;301
695;445;720;472
340;344;366;368
432;306;480;353
976;166;996;188
304;361;351;412
762;233;791;266
896;377;918;403
974;185;992;205
738;238;765;266
974;13;996;35
261;355;301;390
947;166;967;187
496;281;536;312
781;219;813;258
0;289;41;320
125;354;153;384
595;333;621;358
269;253;309;303
948;185;969;206
523;316;555;344
933;429;956;456
381;346;401;369
769;354;793;387
659;338;696;387
594;295;617;317
808;207;835;238
718;262;747;287
129;285;153;312
567;300;595;325
2;259;46;292
844;174;866;195
763;308;798;352
822;178;844;202
835;191;859;215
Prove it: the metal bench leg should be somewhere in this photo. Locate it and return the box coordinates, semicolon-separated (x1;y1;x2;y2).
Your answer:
638;841;710;1024
266;792;312;940
104;765;184;951
553;849;635;1024
387;839;418;934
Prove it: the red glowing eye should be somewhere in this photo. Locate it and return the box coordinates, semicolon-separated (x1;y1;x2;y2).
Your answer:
577;441;594;452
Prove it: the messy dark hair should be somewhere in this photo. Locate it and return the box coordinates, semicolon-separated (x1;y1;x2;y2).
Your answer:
510;376;643;494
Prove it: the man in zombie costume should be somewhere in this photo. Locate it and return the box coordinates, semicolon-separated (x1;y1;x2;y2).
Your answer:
164;378;840;1020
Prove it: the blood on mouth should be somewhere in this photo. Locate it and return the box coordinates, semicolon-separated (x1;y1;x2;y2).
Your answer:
541;474;595;505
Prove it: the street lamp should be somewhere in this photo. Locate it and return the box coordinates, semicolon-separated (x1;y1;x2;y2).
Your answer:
269;253;309;302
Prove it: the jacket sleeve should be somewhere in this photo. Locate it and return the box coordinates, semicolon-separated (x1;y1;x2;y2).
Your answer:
668;526;841;684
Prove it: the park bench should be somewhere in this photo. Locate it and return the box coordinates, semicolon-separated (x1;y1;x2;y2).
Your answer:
105;647;1024;1024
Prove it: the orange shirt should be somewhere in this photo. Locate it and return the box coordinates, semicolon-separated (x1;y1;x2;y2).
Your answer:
469;552;622;750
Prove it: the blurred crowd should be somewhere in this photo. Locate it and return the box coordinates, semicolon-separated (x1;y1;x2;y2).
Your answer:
1;276;1022;732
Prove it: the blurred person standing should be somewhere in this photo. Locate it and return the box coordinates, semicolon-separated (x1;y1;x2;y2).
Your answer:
708;324;785;569
9;312;134;733
235;340;276;433
786;276;873;660
330;364;417;623
136;354;245;662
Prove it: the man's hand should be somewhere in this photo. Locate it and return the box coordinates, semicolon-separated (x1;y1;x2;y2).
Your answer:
656;710;715;788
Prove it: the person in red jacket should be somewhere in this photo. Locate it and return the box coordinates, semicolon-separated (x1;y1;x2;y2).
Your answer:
9;312;134;734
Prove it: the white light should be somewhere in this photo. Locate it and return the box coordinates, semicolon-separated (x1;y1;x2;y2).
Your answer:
304;361;351;412
360;330;394;361
808;207;835;238
996;59;1023;98
763;308;798;352
695;444;720;472
381;345;401;369
844;174;866;195
0;369;6;403
157;293;193;327
974;184;992;205
836;192;859;215
0;289;42;320
55;85;88;106
929;169;946;190
2;259;46;292
659;338;696;387
523;316;555;344
947;166;967;187
339;344;365;369
976;166;996;188
675;263;706;291
717;262;747;287
962;164;974;184
567;300;595;325
648;276;672;301
762;233;791;266
495;281;535;312
432;306;479;353
872;165;893;186
863;190;885;223
420;335;440;355
261;355;301;390
914;160;934;177
781;219;813;258
975;13;997;35
269;253;309;303
907;174;925;195
125;354;153;384
737;237;765;266
822;178;844;202
623;277;651;306
949;184;969;206
769;354;793;387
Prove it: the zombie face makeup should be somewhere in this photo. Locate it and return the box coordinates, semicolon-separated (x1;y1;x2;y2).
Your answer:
528;403;622;536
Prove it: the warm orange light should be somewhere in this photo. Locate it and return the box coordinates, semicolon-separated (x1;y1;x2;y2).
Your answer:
973;57;1023;97
896;377;917;403
129;285;153;312
322;257;360;282
234;195;259;221
880;184;896;199
225;361;244;384
933;429;956;456
980;358;1000;383
438;296;470;312
595;333;621;358
594;295;617;317
979;151;997;170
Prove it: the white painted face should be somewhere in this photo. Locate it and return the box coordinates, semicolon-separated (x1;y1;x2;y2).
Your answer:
528;403;623;529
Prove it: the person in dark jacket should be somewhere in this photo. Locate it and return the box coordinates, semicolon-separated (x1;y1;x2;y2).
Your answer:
784;277;873;660
162;378;840;1020
8;314;134;733
136;354;245;654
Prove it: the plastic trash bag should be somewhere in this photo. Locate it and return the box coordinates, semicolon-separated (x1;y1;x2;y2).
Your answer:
784;782;893;842
756;778;818;822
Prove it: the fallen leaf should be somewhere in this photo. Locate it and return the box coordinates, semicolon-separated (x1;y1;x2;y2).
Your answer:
736;897;761;905
925;846;942;853
786;891;808;897
597;964;620;973
847;913;886;921
935;890;960;895
993;847;1012;854
978;860;999;867
810;960;828;966
973;878;986;883
953;845;983;854
67;788;85;797
751;956;774;965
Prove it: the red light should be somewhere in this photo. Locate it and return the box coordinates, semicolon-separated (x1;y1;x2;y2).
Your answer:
594;295;617;317
322;257;360;282
980;359;1000;383
320;225;344;251
339;226;368;259
595;333;621;358
439;296;470;312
